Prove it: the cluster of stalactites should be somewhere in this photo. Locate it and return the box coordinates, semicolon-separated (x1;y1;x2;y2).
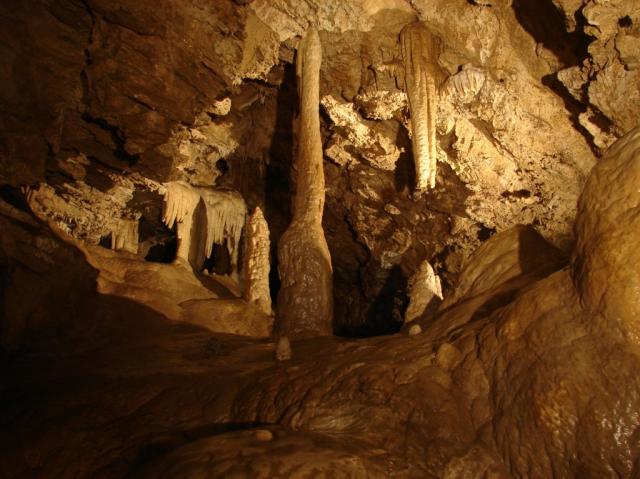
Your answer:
400;21;441;194
162;181;247;271
199;188;246;267
162;181;201;231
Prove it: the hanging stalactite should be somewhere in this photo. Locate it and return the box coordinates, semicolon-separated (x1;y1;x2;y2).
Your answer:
400;21;442;195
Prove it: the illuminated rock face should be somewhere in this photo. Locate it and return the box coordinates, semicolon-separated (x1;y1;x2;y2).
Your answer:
276;28;333;338
400;21;441;194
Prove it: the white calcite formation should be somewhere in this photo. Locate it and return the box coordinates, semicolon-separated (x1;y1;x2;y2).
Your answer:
24;179;145;248
243;207;272;316
405;260;443;323
162;181;202;265
400;21;442;194
162;181;247;274
199;188;247;273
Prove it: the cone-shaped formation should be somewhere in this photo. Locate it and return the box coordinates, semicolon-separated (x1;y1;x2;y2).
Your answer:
110;217;139;254
162;181;246;274
243;207;272;315
405;260;443;323
400;21;441;194
276;28;333;338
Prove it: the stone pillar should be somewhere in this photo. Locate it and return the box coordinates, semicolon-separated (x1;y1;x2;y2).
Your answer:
244;207;272;315
276;28;333;338
400;21;442;194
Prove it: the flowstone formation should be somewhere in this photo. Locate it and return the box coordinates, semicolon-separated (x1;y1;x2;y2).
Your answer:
573;126;640;343
400;21;442;193
276;28;333;338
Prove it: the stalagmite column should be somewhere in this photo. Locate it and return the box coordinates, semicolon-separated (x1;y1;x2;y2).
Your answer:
404;260;443;323
400;22;442;194
243;207;272;315
276;28;333;338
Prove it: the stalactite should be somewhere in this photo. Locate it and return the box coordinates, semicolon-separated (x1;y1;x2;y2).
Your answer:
400;21;442;194
162;181;246;274
276;28;333;338
243;207;272;316
162;181;201;265
199;188;247;273
405;260;443;323
110;217;139;254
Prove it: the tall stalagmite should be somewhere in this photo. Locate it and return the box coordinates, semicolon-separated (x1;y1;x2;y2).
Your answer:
243;207;272;316
400;21;442;194
276;28;333;338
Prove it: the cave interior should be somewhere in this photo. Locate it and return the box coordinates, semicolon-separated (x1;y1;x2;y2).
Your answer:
2;0;640;477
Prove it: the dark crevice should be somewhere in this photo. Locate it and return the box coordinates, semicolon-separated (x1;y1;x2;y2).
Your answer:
501;189;532;199
512;0;592;68
541;73;607;156
0;185;30;212
265;62;297;306
144;233;177;264
361;265;408;337
80;113;140;166
619;16;632;28
477;225;496;241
